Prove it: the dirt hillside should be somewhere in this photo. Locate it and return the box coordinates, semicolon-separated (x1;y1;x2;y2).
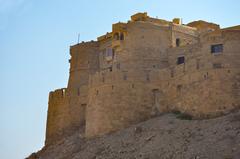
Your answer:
28;111;240;159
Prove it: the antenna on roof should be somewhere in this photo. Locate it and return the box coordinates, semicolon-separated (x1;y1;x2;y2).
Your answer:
77;33;80;44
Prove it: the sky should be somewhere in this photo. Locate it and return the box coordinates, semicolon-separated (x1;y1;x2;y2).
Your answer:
0;0;239;158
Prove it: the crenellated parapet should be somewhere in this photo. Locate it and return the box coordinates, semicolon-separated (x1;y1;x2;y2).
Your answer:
45;88;70;145
49;88;67;100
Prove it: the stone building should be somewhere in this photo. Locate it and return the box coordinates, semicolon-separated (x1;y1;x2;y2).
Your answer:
45;12;240;145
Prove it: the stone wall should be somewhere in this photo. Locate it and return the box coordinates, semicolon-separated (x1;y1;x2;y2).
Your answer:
165;30;240;117
67;41;99;132
45;88;70;145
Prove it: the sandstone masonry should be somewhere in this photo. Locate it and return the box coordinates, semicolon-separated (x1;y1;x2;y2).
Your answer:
45;12;240;145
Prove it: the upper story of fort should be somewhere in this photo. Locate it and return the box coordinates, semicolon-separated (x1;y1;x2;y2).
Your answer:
69;12;240;79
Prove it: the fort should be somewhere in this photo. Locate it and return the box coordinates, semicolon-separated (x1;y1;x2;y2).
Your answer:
45;12;240;145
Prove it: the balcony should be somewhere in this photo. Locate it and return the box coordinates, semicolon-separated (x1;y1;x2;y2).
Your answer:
112;39;123;48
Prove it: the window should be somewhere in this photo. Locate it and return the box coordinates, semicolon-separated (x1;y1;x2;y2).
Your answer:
116;63;120;69
211;44;223;53
106;48;112;56
105;48;113;61
123;74;127;80
132;84;134;88
112;49;115;59
176;38;180;47
120;33;124;40
152;89;160;115
213;63;222;69
146;73;150;81
81;104;86;107
177;56;185;65
114;33;119;40
196;59;200;70
177;85;182;92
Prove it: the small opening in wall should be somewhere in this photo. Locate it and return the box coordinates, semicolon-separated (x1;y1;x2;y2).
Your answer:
77;88;80;96
117;63;121;69
132;84;134;88
102;77;105;83
228;70;231;73
120;33;124;40
177;56;185;65
81;104;86;107
123;74;127;80
211;44;223;54
96;90;99;95
109;67;112;72
146;73;150;81
196;59;200;70
213;63;222;69
204;74;207;79
177;84;182;92
176;38;180;47
112;85;114;90
112;49;115;59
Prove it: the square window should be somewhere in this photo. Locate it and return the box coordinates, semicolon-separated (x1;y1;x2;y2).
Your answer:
177;56;185;65
211;44;223;53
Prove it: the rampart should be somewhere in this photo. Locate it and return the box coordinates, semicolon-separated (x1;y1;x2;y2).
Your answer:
44;12;240;142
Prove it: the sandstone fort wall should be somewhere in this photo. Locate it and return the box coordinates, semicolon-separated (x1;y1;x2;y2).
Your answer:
45;13;240;143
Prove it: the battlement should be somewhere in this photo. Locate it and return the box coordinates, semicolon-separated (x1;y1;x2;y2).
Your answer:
131;12;149;21
70;41;99;55
49;88;67;100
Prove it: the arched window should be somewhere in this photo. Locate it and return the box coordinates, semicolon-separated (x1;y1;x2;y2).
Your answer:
114;33;119;40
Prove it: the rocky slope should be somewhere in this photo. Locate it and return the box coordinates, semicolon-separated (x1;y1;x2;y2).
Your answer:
28;111;240;159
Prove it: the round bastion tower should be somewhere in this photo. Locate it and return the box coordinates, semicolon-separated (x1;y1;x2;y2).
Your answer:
67;41;99;133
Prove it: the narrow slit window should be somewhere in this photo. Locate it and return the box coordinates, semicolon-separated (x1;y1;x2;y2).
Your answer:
176;38;180;47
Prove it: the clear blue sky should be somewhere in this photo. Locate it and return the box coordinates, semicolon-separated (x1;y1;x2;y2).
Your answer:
0;0;239;158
